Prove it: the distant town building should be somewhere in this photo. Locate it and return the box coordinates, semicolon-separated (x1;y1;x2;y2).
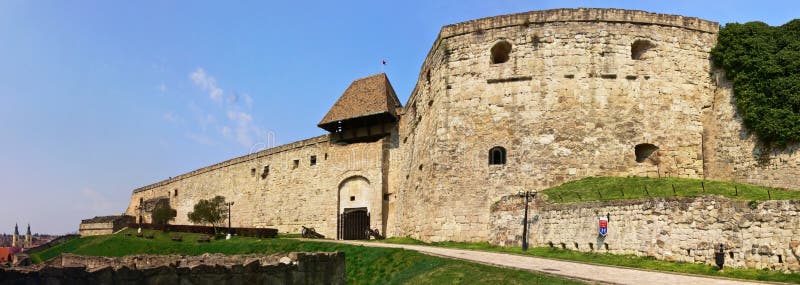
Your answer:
0;247;10;264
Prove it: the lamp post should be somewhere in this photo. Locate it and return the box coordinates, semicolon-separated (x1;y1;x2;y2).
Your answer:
225;201;235;239
517;191;537;251
136;204;145;234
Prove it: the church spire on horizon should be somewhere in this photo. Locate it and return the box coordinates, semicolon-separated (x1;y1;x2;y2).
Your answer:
12;223;19;247
25;223;32;248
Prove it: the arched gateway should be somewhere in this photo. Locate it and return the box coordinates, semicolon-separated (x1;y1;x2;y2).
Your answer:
338;176;372;240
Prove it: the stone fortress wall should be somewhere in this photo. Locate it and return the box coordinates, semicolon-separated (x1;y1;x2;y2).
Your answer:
490;196;800;272
126;135;391;239
389;8;800;242
126;8;800;245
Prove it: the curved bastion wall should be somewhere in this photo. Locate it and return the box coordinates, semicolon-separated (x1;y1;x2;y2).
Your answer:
389;8;799;242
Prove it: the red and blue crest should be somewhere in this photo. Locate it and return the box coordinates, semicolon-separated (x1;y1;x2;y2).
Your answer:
599;217;608;236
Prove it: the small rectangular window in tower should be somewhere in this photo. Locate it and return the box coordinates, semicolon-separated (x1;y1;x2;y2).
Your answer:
174;189;178;197
310;155;317;166
261;165;270;179
293;159;299;169
250;168;256;177
324;153;328;160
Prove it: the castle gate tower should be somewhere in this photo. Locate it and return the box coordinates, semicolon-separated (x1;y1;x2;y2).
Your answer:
318;73;402;240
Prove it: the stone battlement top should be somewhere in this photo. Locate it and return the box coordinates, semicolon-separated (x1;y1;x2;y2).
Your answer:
440;8;719;38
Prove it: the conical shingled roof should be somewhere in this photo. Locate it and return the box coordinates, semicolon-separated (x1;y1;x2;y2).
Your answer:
318;73;402;131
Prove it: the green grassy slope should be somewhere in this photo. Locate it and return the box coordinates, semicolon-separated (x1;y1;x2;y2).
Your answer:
540;177;800;203
31;230;585;285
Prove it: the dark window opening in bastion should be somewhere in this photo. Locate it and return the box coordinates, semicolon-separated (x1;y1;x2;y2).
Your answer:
324;153;328;160
139;198;143;204
261;165;270;178
489;146;507;165
426;69;431;83
310;155;317;166
350;196;355;201
634;143;659;163
631;40;655;60
490;40;512;64
251;168;256;177
174;189;178;197
293;159;299;169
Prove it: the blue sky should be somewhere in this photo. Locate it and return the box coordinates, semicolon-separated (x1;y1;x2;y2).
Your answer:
0;1;797;234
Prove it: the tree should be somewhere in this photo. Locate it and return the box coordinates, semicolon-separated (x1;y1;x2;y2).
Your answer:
187;196;227;234
151;201;177;231
712;19;800;146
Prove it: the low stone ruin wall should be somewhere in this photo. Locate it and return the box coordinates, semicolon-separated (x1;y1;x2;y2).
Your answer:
0;252;345;285
490;195;800;272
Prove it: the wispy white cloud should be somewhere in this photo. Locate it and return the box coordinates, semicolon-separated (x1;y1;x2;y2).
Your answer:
242;93;254;109
184;68;267;149
227;110;260;147
190;68;224;103
157;83;167;94
220;126;233;139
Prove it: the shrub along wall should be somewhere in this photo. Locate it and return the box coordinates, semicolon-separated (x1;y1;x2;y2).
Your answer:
490;195;800;272
712;20;800;146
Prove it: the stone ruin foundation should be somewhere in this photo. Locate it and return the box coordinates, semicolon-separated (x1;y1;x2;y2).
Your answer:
0;252;345;285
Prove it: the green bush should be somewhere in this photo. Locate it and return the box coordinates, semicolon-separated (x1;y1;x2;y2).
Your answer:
711;19;800;146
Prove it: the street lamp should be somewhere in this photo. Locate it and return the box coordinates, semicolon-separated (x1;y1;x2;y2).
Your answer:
136;204;145;234
225;201;235;239
517;191;537;251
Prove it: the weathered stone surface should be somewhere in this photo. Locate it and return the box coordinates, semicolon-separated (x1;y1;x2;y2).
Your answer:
2;252;345;285
122;8;800;244
490;195;800;272
126;135;389;239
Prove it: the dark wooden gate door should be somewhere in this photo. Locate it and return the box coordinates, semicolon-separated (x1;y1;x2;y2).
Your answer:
339;207;369;240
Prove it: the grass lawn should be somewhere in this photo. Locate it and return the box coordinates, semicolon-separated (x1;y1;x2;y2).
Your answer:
378;237;800;284
540;176;800;204
30;229;586;285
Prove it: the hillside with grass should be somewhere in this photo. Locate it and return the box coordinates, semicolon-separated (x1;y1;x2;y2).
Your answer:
30;230;585;285
539;176;800;204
